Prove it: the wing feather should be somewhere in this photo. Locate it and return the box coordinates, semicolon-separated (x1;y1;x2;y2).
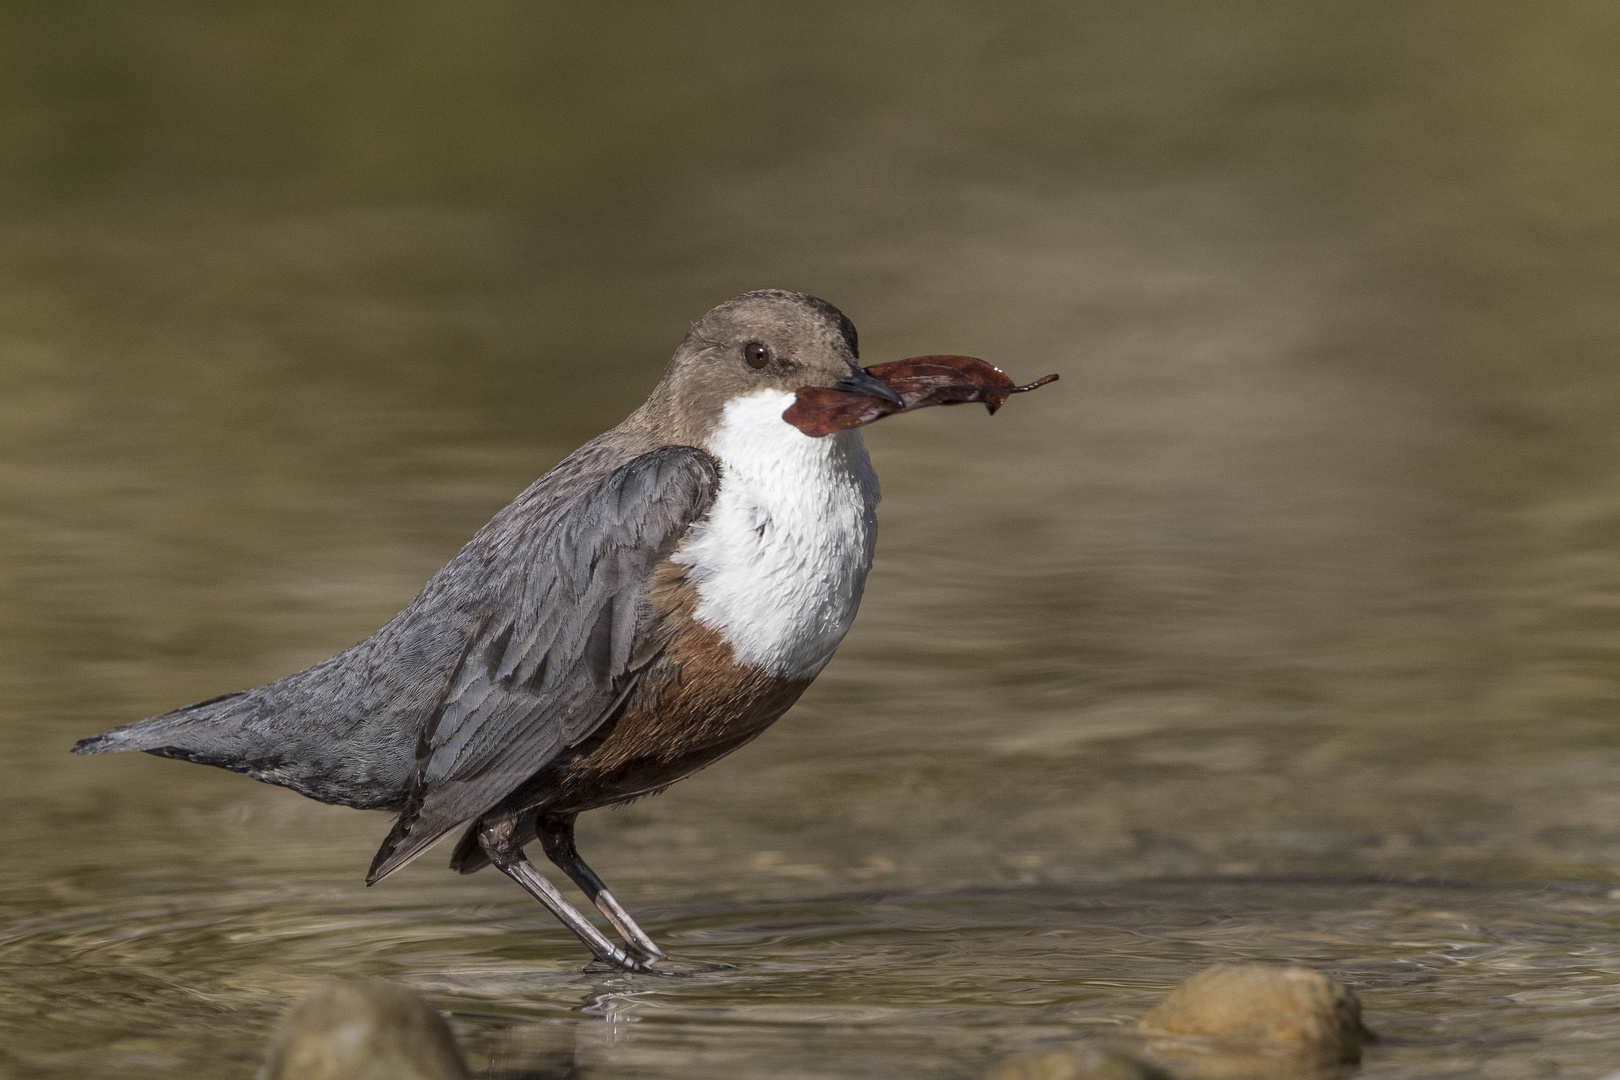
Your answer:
366;445;719;882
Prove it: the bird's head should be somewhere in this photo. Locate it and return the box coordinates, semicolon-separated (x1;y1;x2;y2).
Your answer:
639;290;1054;447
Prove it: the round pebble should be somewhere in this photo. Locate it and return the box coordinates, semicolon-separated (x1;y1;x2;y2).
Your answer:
1137;962;1368;1064
259;978;471;1080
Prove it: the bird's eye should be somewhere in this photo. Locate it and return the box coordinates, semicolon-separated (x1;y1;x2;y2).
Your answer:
744;342;770;369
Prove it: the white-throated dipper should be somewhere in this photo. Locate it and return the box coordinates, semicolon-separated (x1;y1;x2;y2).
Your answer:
75;291;1055;971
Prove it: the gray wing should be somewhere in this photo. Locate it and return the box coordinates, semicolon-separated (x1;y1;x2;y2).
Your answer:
366;444;720;882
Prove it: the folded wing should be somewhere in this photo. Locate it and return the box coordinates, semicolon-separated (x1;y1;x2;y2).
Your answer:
366;444;720;883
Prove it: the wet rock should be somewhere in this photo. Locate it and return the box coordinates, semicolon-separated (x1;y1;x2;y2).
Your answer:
987;1043;1170;1080
1137;963;1367;1065
258;978;470;1080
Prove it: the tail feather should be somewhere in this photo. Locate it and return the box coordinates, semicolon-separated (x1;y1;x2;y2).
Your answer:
73;691;252;757
74;671;416;813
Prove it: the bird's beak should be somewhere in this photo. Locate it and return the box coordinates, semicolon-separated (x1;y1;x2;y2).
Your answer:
831;361;907;406
784;355;1058;437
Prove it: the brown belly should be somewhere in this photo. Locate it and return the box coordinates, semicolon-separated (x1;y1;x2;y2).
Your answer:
499;563;813;815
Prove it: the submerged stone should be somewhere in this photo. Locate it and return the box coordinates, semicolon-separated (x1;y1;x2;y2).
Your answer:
258;978;470;1080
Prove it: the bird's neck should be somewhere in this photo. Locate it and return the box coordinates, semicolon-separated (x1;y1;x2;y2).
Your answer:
671;389;881;679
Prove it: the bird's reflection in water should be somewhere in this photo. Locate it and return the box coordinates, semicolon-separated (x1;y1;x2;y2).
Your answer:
480;984;666;1079
578;985;659;1022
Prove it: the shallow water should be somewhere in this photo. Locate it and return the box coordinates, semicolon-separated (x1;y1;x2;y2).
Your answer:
11;873;1620;1078
4;2;1620;1077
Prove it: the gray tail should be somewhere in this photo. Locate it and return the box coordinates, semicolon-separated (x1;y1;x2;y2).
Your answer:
72;690;255;761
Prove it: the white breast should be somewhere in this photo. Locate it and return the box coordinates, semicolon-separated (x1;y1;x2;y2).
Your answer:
672;388;881;680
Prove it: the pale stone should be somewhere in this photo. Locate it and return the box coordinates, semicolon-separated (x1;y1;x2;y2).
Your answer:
258;979;470;1080
1137;963;1367;1065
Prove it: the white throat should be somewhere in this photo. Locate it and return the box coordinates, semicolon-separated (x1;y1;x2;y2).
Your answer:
672;388;880;680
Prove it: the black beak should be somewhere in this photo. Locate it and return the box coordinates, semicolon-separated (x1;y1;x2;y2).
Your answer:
832;361;906;407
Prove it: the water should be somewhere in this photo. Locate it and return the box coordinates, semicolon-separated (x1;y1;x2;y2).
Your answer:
4;2;1620;1076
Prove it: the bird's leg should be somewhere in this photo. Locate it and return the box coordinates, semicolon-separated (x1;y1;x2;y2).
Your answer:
537;813;664;963
476;814;652;973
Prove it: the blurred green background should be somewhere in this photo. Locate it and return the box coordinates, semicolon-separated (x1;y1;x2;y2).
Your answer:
4;3;1620;1078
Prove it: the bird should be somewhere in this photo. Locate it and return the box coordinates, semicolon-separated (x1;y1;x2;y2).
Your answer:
74;290;1054;971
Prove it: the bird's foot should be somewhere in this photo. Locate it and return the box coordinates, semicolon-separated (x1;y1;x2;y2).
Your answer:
586;946;658;974
590;888;665;963
624;942;663;966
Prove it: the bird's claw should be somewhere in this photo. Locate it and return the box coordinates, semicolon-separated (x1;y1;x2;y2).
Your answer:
589;948;658;974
